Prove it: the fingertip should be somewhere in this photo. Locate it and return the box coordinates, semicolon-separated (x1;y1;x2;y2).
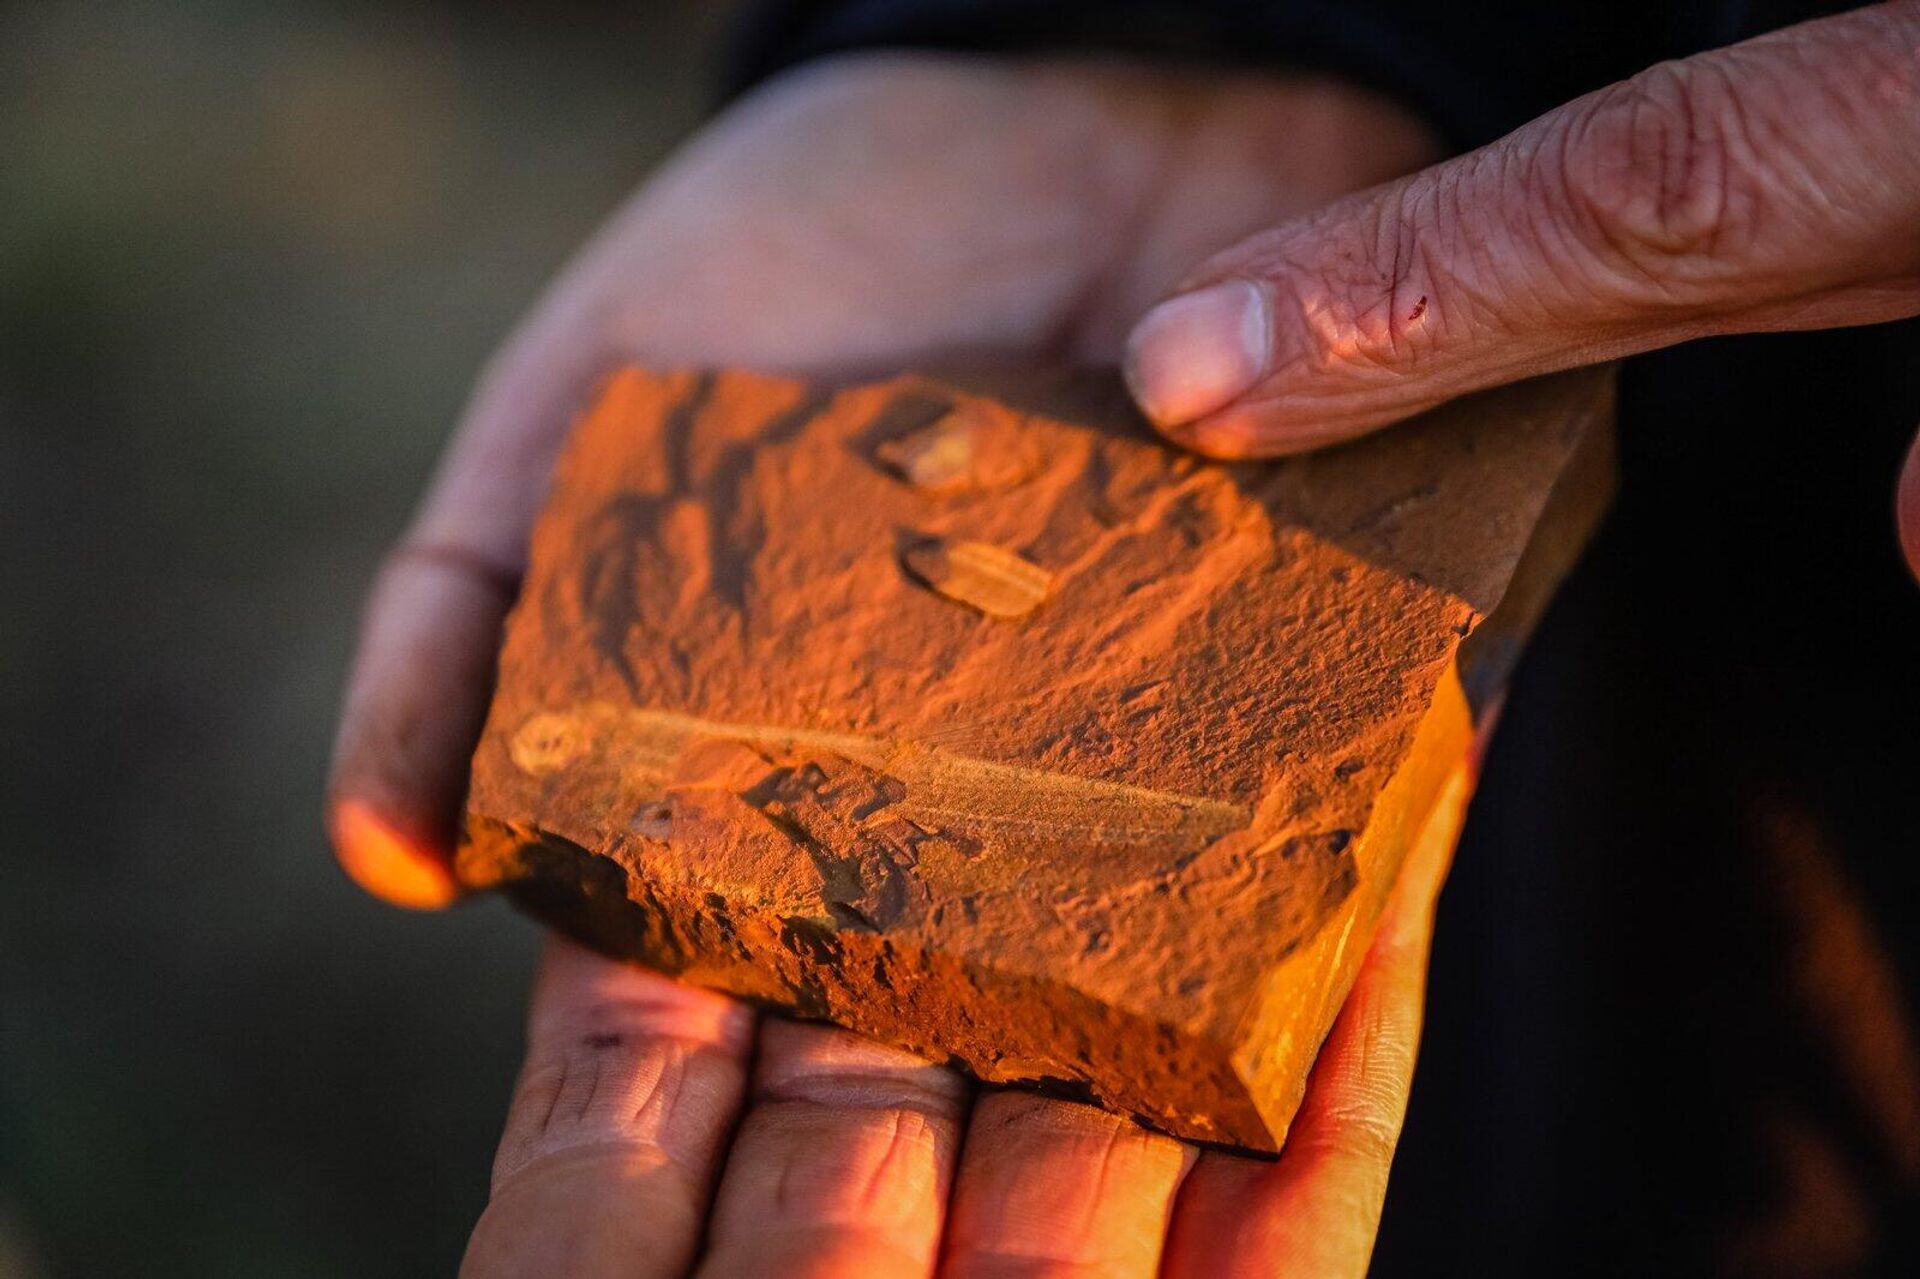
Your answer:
1124;278;1272;432
329;796;462;910
326;547;515;912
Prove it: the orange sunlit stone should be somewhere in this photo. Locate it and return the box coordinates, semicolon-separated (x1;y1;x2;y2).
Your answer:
458;364;1615;1152
331;799;459;910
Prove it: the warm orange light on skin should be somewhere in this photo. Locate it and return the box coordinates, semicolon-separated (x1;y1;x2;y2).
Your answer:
330;798;460;910
1467;690;1506;779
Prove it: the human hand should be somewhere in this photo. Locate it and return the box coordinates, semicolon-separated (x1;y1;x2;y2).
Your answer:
324;53;1449;1275
1120;1;1920;579
326;53;1439;909
462;762;1470;1278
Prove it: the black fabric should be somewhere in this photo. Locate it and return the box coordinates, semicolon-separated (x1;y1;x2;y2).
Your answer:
1377;321;1920;1275
727;1;1920;1270
732;0;1820;148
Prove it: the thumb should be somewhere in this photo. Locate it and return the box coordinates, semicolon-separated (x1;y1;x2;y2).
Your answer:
1124;2;1920;457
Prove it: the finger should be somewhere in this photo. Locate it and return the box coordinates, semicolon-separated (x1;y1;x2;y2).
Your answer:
939;1092;1195;1278
1899;426;1920;584
326;331;614;907
462;938;756;1279
326;547;515;908
694;1022;969;1278
1124;3;1920;456
1163;761;1471;1279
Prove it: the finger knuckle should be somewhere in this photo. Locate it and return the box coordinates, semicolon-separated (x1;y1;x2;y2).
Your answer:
1266;192;1449;381
759;1066;964;1121
1558;62;1759;300
1295;1094;1405;1171
495;1043;674;1177
493;990;740;1189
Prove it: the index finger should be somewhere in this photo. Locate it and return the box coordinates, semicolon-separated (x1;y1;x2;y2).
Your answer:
1124;3;1920;456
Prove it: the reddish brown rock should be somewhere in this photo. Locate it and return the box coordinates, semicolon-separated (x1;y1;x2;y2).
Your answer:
459;364;1614;1152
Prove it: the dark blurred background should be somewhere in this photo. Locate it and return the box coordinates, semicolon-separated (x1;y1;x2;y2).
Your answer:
2;2;732;1273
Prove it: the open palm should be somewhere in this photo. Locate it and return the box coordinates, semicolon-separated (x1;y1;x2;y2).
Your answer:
327;53;1457;1276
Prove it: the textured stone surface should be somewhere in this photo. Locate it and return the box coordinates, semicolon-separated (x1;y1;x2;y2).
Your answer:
459;363;1613;1151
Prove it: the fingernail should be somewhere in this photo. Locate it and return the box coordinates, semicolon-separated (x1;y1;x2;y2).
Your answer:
330;798;461;910
1124;279;1271;428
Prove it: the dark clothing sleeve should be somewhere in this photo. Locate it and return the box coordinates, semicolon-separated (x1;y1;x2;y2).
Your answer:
730;0;1814;149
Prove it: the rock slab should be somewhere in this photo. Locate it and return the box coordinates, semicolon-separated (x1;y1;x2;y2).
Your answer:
459;364;1613;1151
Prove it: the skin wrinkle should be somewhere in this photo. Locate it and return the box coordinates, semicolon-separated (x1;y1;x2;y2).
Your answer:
1414;166;1473;360
1558;74;1740;308
860;1109;940;1222
1655;61;1740;263
498;1042;691;1183
756;1068;965;1120
1709;56;1805;263
1294;1054;1414;1173
1523;116;1621;328
493;1140;705;1206
1572;46;1883;306
1361;191;1410;368
649;1046;731;1174
1462;146;1546;333
696;1018;969;1267
1190;118;1579;447
1772;4;1919;191
1246;230;1383;388
1333;187;1417;373
1160;5;1920;459
1778;45;1920;263
695;1113;952;1271
1078;1125;1127;1253
842;1109;905;1221
768;1118;812;1218
500;1063;565;1183
1389;197;1448;373
531;1059;567;1147
558;1046;606;1126
622;1041;682;1130
489;959;751;1201
750;1103;940;1224
951;1099;1188;1272
667;1057;742;1131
